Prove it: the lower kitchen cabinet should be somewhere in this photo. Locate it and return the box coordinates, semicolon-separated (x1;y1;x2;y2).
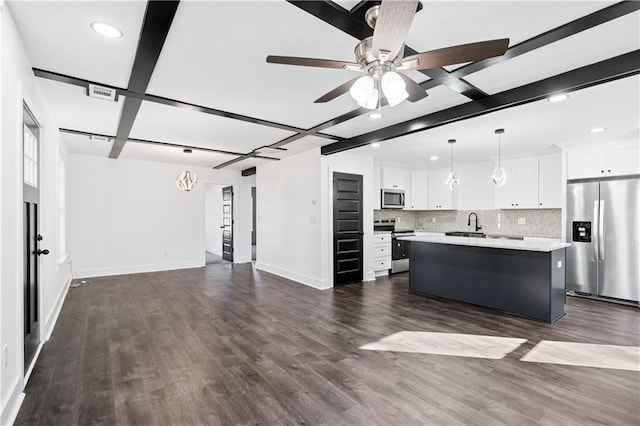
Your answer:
373;233;391;276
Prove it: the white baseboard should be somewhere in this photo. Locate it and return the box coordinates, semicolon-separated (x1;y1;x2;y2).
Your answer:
44;276;71;341
75;260;204;278
255;262;332;290
0;375;24;426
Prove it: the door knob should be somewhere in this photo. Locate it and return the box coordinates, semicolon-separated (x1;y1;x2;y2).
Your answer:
36;249;50;256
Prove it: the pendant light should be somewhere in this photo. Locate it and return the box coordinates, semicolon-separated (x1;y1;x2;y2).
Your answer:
444;139;460;190
492;128;507;187
176;170;199;192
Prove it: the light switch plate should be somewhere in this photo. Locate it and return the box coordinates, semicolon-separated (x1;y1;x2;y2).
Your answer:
2;345;8;370
557;261;563;268
518;217;526;225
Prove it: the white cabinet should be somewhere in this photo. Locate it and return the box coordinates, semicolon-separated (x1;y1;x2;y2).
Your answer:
373;233;391;275
382;166;409;190
566;140;640;179
427;168;457;210
494;158;539;209
408;170;427;210
538;155;562;208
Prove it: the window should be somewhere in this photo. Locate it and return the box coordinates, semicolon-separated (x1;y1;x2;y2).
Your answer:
23;124;38;187
58;150;67;261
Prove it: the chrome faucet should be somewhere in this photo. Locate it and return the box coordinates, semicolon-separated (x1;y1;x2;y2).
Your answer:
468;212;482;232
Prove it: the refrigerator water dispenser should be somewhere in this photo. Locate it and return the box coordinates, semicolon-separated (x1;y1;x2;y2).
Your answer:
572;221;591;242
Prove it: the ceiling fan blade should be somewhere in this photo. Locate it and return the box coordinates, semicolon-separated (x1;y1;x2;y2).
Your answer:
267;55;362;70
399;38;510;71
372;0;418;60
314;77;361;103
398;73;428;102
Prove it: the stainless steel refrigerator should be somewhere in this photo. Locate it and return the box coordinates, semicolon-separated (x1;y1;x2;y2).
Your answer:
566;177;639;303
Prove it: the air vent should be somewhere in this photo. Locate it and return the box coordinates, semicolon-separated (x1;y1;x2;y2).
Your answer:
90;135;112;142
88;84;117;101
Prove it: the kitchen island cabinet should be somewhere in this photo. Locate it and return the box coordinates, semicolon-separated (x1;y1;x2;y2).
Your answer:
399;235;570;322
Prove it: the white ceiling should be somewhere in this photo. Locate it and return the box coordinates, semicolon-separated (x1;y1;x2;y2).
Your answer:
7;0;640;171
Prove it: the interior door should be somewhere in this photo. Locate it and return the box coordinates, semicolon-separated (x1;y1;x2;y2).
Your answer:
333;172;363;286
221;186;233;262
23;104;47;373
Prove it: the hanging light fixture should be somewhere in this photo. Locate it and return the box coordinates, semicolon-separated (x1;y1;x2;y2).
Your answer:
381;71;409;107
176;170;199;192
444;139;460;190
492;128;507;187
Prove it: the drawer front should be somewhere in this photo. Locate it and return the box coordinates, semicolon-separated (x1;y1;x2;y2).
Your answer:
373;245;391;257
373;234;391;244
373;258;391;271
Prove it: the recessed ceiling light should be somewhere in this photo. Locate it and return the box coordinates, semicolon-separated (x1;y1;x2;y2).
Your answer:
548;94;568;103
368;112;382;120
429;155;438;161
590;127;606;133
183;148;193;154
91;22;123;39
371;143;381;148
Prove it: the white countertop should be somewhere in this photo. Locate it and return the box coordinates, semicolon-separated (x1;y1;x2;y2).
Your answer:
398;234;570;252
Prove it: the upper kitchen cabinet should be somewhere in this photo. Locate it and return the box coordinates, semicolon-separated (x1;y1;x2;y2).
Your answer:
494;158;539;209
427;168;457;210
382;166;409;190
538;155;562;208
566;140;640;180
408;170;427;210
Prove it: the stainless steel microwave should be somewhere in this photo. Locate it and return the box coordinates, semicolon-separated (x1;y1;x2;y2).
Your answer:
381;188;405;209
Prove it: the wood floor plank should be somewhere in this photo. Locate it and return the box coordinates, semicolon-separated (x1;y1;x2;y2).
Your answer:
15;263;640;425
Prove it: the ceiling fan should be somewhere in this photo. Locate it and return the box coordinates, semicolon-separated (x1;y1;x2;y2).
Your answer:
266;0;509;110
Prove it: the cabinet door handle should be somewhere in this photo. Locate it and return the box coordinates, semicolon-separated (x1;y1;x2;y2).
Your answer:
608;169;611;173
601;170;604;173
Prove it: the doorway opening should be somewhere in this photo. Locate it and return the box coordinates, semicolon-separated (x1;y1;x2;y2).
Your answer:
204;183;232;265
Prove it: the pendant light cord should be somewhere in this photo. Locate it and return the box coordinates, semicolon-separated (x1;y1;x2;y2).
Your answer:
450;142;454;173
498;133;501;168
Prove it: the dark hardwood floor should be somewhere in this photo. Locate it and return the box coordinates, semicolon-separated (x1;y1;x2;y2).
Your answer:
16;264;640;425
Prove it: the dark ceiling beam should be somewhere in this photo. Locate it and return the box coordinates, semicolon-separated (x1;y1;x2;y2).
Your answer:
58;127;279;160
321;50;640;154
109;0;180;158
32;68;339;140
287;0;488;100
421;0;640;91
241;167;256;177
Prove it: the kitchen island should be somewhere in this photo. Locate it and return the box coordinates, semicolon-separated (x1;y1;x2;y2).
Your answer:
399;235;571;323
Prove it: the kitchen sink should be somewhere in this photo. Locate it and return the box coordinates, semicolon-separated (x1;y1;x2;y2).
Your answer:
445;231;486;238
486;234;524;240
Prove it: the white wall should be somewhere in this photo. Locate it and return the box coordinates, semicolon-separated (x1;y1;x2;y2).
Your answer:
255;149;325;288
321;151;375;285
205;184;225;256
67;155;253;277
1;4;71;424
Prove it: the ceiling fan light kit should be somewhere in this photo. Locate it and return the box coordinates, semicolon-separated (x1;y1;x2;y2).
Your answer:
492;128;507;187
266;0;509;110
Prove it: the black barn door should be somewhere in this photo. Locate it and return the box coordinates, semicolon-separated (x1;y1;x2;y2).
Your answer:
333;172;363;285
222;186;233;262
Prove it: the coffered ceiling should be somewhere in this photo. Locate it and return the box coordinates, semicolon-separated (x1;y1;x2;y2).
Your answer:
7;1;639;171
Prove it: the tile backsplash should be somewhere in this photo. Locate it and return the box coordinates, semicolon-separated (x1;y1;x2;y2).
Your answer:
374;209;561;238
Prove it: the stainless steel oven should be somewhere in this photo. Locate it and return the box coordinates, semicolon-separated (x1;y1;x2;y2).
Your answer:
391;230;414;273
381;189;405;209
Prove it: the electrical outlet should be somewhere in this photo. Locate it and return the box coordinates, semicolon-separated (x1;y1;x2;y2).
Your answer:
163;251;168;257
2;345;8;370
432;217;436;223
518;217;526;225
309;216;317;224
557;261;563;269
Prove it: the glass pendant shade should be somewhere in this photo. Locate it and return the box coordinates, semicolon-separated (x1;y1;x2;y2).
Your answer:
176;170;199;192
357;88;379;110
444;139;460;190
381;71;408;107
492;128;507;187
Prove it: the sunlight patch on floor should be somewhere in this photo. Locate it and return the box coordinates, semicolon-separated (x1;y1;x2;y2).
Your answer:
359;331;527;359
520;340;640;371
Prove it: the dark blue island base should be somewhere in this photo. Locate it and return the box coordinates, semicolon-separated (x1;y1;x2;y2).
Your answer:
408;241;567;323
